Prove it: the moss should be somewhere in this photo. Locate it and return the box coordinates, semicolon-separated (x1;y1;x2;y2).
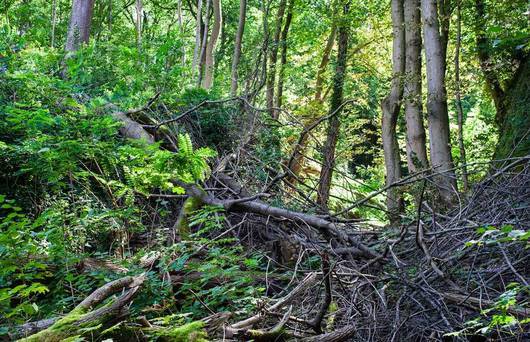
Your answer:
18;307;88;342
176;196;204;239
147;321;208;342
494;59;530;160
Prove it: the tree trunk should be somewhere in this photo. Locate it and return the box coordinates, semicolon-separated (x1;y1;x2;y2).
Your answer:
315;25;337;102
51;0;58;48
65;0;95;52
403;0;428;173
438;0;451;73
285;25;336;186
266;0;287;118
317;2;350;209
192;0;204;76
177;0;186;66
202;0;222;89
454;2;468;191
421;0;457;203
493;57;530;159
275;0;294;109
230;0;247;95
381;0;405;224
198;0;211;85
135;0;143;51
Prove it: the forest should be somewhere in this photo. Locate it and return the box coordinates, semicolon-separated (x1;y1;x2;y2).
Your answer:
0;0;528;340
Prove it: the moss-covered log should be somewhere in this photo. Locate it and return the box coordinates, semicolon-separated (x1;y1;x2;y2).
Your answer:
17;275;145;342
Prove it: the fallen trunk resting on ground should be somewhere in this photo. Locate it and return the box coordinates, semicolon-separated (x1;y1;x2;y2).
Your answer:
15;275;146;341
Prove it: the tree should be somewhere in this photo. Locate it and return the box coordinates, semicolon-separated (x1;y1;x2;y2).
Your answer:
202;0;222;89
381;0;405;223
403;0;428;173
230;0;247;95
421;0;457;203
276;0;295;109
198;0;211;85
135;0;143;51
65;0;95;52
474;0;530;159
285;24;336;187
454;1;468;190
192;0;204;76
266;0;287;118
317;1;350;209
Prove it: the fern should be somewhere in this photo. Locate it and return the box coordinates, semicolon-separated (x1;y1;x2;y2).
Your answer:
178;133;194;157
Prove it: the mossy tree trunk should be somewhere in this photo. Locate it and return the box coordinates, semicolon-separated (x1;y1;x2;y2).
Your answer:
493;57;530;160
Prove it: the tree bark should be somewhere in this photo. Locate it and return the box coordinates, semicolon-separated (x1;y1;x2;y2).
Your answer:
192;0;204;76
454;1;468;190
65;0;95;52
198;0;211;85
315;25;337;102
202;0;222;89
317;2;350;209
266;0;287;118
51;0;58;48
275;0;294;109
230;0;247;95
381;0;405;224
493;56;530;159
177;0;186;65
135;0;143;51
438;0;451;73
403;0;428;173
421;0;457;203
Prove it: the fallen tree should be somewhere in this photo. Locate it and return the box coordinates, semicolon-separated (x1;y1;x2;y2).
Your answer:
16;275;145;341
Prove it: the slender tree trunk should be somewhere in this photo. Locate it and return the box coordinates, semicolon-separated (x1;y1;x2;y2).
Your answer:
421;0;457;203
202;0;222;89
286;25;336;186
381;0;405;224
135;0;143;51
65;0;95;52
178;0;186;66
404;0;428;173
315;26;337;102
192;0;204;76
266;0;287;118
317;2;350;209
231;0;247;95
198;0;211;85
108;0;112;35
51;0;57;48
454;1;468;191
276;0;294;109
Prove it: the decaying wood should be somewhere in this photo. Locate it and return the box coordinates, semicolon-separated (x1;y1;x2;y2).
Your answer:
16;275;145;341
224;272;318;339
305;324;357;342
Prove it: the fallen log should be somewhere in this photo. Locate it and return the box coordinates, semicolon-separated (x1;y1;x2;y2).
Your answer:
174;180;381;259
16;274;145;341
